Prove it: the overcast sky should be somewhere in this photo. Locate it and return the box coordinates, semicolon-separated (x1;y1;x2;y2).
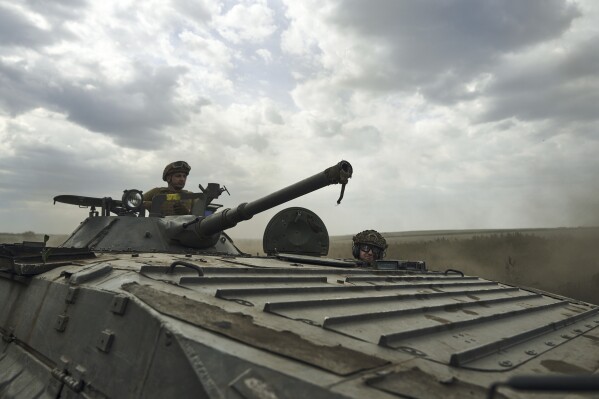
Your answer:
1;0;598;239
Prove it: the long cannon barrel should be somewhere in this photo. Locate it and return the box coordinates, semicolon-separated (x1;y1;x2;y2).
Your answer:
194;160;353;237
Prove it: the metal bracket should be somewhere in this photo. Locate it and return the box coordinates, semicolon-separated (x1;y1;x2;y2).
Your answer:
96;330;115;353
55;315;69;332
110;295;129;315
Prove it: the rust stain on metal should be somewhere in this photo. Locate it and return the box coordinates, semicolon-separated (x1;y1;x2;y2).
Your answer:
366;367;505;399
541;360;591;374
425;314;451;324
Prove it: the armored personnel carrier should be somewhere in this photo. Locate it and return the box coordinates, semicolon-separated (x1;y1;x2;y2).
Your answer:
1;160;598;398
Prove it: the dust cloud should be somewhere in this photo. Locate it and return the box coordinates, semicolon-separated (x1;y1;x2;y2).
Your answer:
327;228;599;305
229;228;599;304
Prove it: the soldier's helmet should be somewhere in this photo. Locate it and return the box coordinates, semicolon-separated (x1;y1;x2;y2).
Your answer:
352;229;388;260
162;161;191;181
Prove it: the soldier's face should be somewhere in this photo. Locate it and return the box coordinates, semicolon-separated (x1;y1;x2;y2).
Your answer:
359;246;375;262
358;244;381;263
168;173;187;190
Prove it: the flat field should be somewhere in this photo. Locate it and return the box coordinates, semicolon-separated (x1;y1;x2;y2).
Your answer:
3;227;598;305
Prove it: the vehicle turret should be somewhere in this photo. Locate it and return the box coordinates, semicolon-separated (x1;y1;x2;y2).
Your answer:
54;161;353;254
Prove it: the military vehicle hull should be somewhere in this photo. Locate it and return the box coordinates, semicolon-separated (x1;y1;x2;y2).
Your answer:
2;247;599;398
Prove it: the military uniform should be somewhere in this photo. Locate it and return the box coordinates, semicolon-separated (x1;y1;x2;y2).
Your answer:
143;187;193;216
144;161;194;216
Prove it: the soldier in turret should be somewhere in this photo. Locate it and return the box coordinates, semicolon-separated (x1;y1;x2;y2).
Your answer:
143;161;193;215
352;229;388;264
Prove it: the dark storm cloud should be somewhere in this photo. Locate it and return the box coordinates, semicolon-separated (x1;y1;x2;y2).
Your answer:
55;65;188;147
328;0;580;101
480;36;599;124
0;4;54;47
0;61;39;115
0;60;188;149
0;1;85;48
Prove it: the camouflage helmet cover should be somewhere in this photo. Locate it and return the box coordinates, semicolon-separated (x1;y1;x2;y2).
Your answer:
162;161;191;181
352;229;388;250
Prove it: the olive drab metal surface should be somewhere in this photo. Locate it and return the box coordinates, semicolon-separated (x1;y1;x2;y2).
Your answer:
2;159;599;399
263;207;329;256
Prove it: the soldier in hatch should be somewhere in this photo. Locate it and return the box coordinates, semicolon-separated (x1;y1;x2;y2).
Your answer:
352;229;388;265
143;161;194;216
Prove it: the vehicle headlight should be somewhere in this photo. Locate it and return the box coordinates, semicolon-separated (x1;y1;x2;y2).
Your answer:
122;189;144;211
